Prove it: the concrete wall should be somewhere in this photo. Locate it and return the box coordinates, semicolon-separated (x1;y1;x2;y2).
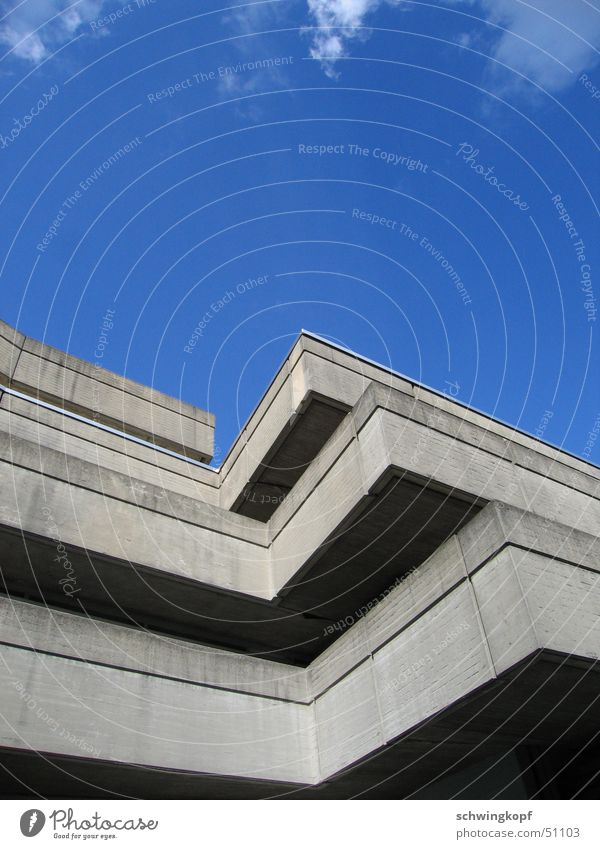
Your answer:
1;503;598;785
2;360;599;601
1;326;599;791
307;503;600;780
0;450;270;597
0;643;316;784
0;320;214;462
0;393;220;504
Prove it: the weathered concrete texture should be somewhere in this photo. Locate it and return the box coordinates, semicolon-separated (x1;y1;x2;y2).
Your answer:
218;336;412;515
2;329;598;610
0;320;215;462
0;644;317;784
0;325;599;797
3;379;597;610
0;393;220;504
0;597;310;703
0;458;270;598
221;333;599;517
312;537;600;781
0;504;598;788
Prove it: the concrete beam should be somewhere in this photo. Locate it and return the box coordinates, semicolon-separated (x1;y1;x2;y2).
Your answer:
1;506;598;785
2;378;599;608
2;324;215;462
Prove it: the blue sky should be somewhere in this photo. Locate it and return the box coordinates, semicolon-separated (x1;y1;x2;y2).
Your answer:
0;0;598;464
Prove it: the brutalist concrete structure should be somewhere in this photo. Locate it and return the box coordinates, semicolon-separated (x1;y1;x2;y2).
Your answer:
0;318;598;799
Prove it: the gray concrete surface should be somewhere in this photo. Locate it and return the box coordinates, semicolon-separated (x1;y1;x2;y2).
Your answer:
0;504;598;787
0;323;598;797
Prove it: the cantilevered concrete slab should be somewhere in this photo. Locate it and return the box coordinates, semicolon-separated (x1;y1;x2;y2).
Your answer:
0;319;215;462
0;323;598;798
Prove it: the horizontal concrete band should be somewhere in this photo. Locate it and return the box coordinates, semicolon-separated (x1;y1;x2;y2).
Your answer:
2;327;598;794
1;503;596;693
0;320;215;463
2;365;599;603
0;391;220;503
1;509;598;784
220;334;600;508
0;598;309;704
4;326;597;517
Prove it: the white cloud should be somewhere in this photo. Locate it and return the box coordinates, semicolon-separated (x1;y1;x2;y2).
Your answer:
431;0;600;93
305;0;600;92
219;1;293;98
0;0;106;63
306;0;396;78
466;0;600;93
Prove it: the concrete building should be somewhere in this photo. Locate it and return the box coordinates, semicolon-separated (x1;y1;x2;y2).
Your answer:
0;318;598;799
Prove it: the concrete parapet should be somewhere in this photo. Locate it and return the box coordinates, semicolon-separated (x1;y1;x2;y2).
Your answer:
1;321;214;462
